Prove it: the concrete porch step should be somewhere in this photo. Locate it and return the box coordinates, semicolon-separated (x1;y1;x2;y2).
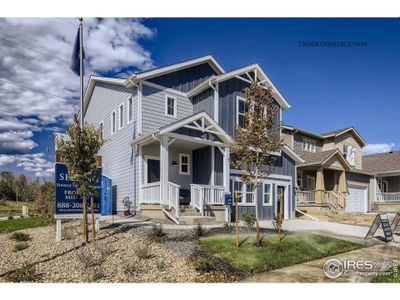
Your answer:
179;215;218;225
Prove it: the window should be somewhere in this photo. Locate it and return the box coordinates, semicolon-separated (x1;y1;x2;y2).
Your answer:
343;145;355;166
236;96;248;128
119;104;124;129
263;183;272;206
245;183;255;204
179;153;190;175
99;121;104;140
111;111;116;134
128;97;133;123
297;171;303;188
378;178;389;193
165;95;177;117
229;179;255;205
230;180;244;204
302;138;316;152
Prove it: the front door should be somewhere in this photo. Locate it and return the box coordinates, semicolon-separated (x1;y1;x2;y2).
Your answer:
147;158;160;183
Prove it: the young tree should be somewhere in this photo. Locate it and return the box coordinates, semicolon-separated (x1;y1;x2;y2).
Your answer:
0;171;16;201
14;174;29;202
231;81;283;247
35;181;55;221
56;113;104;243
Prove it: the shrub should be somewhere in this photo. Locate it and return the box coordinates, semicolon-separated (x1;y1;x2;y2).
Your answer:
194;257;214;274
149;224;166;241
242;213;255;230
194;223;205;237
135;244;151;259
156;259;166;271
5;264;41;282
8;215;14;220
10;232;31;242
76;249;103;268
98;243;115;258
13;242;29;252
123;260;138;277
35;181;55;222
62;230;74;240
222;222;233;233
89;267;104;282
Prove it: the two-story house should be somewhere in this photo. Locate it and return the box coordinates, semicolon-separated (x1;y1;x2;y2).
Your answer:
282;125;375;214
83;55;303;224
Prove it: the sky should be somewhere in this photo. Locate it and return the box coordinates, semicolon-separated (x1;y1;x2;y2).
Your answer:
0;18;399;180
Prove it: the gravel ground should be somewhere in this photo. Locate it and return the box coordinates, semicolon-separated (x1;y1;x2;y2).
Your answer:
0;221;247;283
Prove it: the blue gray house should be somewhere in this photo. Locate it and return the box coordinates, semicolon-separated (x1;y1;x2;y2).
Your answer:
83;55;303;224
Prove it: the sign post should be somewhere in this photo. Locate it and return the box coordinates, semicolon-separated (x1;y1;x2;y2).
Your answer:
365;213;394;242
391;212;400;233
55;162;102;241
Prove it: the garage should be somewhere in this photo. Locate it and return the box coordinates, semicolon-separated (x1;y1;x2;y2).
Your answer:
346;186;368;213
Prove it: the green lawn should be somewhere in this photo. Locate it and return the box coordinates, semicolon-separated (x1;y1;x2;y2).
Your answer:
198;233;363;273
372;268;400;283
0;217;48;234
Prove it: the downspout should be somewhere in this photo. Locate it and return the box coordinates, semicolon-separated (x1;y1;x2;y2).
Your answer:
208;80;219;123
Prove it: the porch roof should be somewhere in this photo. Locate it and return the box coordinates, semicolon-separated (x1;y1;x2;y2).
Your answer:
363;150;400;175
299;149;352;170
130;111;233;146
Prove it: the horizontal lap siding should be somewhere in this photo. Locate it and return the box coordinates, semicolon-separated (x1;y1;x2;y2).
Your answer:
141;83;193;134
147;63;217;93
84;82;138;213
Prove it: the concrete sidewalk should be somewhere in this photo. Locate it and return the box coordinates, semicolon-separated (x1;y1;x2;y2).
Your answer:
242;243;400;283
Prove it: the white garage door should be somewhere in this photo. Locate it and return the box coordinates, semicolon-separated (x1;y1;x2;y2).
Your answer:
346;187;367;213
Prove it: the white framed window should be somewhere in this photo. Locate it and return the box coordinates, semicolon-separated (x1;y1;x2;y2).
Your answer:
245;183;255;204
127;97;133;123
297;171;303;188
236;96;247;128
165;95;177;118
302;138;316;152
111;110;116;134
378;178;389;193
119;104;124;129
179;153;190;175
263;183;272;206
229;179;255;205
99;121;104;140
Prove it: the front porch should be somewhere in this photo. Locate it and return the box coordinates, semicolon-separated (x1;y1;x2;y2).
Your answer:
132;112;232;223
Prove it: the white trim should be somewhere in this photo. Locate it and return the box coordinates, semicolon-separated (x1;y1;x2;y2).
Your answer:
282;145;304;163
236;96;246;128
127;96;133;124
118;103;124;129
211;146;215;185
143;81;187;97
262;182;273;207
178;153;191;176
99;120;104;140
138;145;143;203
110;110;116;135
164;94;177;118
186;75;217;98
144;155;160;184
275;183;290;219
138;82;143;134
214;83;219;123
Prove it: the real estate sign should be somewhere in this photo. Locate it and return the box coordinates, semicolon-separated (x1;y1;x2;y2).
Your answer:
55;162;102;218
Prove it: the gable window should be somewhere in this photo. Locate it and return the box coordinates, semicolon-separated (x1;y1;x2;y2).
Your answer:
263;183;272;206
179;153;190;175
165;95;177;117
111;111;116;134
302;138;316;152
99;121;104;140
119;104;124;129
343;145;355;166
128;97;133;123
297;171;303;188
236;96;248;128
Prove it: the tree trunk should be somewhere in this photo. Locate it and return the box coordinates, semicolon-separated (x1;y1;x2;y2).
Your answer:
234;190;239;248
278;191;283;241
254;183;260;246
91;195;95;246
82;195;88;243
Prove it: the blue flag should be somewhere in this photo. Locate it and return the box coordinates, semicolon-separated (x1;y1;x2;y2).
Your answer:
70;27;85;76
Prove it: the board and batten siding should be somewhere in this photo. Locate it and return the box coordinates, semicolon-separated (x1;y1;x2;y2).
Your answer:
84;82;139;213
147;63;217;93
192;87;214;117
141;83;194;134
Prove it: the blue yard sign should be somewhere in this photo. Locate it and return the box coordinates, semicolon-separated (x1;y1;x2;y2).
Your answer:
55;162;102;217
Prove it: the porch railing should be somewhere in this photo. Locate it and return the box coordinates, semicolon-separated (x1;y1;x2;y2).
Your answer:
376;192;400;202
142;182;161;204
167;182;180;218
190;184;225;216
296;191;316;204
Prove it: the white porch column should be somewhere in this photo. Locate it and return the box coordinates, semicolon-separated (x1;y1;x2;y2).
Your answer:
160;136;169;207
210;146;215;185
138;145;143;205
223;147;230;192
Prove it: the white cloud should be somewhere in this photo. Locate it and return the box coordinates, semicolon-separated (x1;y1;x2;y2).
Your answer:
0;153;54;177
0;18;155;155
363;143;395;155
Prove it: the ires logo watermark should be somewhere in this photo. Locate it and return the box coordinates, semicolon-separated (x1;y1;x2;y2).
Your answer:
299;41;368;48
323;259;399;279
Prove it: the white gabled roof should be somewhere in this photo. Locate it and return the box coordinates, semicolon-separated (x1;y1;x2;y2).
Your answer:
125;55;225;87
187;63;291;109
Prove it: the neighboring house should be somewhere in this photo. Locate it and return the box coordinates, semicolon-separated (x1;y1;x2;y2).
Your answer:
83;55;303;224
363;151;400;212
282;125;375;214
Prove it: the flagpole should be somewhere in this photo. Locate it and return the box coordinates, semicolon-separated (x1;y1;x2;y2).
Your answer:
79;17;84;129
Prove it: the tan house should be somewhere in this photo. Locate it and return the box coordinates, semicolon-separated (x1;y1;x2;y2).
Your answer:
282;125;375;213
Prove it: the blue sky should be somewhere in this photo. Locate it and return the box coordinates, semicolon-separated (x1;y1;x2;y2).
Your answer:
0;18;399;179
